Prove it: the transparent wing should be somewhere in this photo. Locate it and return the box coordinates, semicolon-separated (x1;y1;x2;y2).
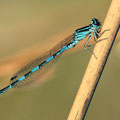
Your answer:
14;58;55;88
10;34;74;87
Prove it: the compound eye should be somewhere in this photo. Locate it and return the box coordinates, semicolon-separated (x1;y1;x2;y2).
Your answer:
91;18;101;26
92;19;97;25
91;19;94;24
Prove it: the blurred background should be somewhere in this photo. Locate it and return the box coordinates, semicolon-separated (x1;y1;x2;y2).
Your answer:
0;0;120;120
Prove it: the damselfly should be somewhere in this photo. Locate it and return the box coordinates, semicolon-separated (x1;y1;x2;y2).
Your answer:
0;18;106;95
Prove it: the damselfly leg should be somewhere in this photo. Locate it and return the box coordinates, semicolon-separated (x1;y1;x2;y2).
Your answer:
84;29;109;59
93;29;110;43
84;34;97;59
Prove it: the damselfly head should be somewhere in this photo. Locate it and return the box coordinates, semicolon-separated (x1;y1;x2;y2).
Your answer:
91;18;101;26
91;18;101;30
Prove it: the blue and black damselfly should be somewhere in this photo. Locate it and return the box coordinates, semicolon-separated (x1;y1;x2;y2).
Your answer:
0;18;107;95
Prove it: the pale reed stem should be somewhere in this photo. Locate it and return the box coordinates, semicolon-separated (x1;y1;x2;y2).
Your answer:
67;0;120;120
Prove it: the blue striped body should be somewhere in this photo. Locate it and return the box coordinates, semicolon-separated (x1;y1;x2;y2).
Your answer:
0;18;101;95
0;46;70;95
17;46;69;82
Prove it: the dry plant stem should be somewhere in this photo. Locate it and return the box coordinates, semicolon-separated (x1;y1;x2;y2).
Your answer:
67;0;120;120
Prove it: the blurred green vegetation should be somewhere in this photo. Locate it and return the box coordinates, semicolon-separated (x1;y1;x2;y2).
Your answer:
1;0;120;120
